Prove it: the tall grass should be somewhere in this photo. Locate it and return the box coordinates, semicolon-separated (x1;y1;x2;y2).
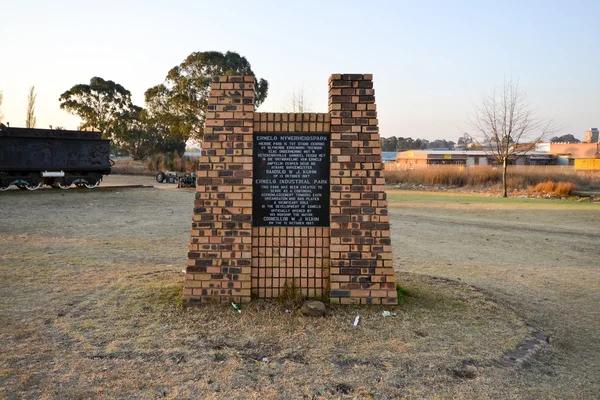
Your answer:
384;166;600;193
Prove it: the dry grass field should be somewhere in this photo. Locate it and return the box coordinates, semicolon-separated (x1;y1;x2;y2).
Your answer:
384;166;600;195
0;177;598;399
387;190;600;398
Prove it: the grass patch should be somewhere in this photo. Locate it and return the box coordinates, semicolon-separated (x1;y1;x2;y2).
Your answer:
386;190;600;209
396;284;412;304
277;279;306;309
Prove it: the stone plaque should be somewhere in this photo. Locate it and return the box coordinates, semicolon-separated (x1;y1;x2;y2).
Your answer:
253;133;330;227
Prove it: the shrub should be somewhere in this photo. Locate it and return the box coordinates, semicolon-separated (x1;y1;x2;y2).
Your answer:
534;180;556;194
555;181;575;196
146;152;201;172
533;180;575;196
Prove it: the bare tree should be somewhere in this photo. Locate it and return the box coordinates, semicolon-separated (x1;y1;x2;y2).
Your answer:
25;86;37;128
285;85;311;113
468;79;556;197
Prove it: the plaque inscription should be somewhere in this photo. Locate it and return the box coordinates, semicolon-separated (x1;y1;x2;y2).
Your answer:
253;133;330;227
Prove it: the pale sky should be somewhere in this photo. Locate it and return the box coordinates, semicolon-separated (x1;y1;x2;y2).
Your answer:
1;0;598;142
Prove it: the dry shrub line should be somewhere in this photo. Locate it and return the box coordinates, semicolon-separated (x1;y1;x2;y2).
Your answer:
146;151;200;173
384;166;600;193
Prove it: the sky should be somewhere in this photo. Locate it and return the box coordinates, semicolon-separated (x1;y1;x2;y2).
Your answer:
1;0;598;142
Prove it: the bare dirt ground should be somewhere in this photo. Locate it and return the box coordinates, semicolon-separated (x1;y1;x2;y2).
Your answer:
0;179;598;398
387;190;600;398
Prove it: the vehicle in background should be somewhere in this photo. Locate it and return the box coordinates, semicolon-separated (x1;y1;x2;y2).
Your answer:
155;170;196;188
0;124;112;191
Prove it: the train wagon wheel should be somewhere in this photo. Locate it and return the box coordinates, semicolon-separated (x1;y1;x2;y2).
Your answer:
16;184;27;190
84;180;100;189
58;181;71;190
25;182;41;191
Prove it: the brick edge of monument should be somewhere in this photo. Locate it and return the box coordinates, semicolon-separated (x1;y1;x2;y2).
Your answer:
184;74;398;305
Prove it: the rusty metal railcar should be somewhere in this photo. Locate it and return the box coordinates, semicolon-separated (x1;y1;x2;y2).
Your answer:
0;124;112;191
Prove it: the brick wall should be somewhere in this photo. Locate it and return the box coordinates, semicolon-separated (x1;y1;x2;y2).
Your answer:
184;75;255;304
328;74;398;305
253;112;331;133
185;74;398;305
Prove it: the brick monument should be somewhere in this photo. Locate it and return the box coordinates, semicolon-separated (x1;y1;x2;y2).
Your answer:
184;74;398;305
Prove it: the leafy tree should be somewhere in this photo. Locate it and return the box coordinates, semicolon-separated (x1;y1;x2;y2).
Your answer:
468;79;555;197
457;133;473;147
380;136;443;151
25;86;37;128
112;106;186;160
111;106;153;160
550;134;580;143
145;51;269;142
427;139;455;149
59;77;133;140
380;136;398;151
413;138;429;150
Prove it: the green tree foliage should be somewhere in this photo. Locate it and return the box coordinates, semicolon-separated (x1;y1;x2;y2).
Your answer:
380;136;397;151
550;134;580;143
380;136;431;151
112;106;153;160
59;77;185;159
427;139;455;149
59;77;133;140
145;51;269;142
112;106;186;160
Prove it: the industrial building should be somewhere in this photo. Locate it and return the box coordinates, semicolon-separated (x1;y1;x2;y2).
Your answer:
535;142;600;166
394;150;555;169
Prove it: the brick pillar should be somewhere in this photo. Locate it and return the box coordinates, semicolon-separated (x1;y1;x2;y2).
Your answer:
328;74;398;305
184;75;255;304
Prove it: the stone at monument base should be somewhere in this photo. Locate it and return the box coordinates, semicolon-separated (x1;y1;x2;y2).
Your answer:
300;300;327;317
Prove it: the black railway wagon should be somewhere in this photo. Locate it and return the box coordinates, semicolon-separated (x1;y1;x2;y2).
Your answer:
0;124;112;191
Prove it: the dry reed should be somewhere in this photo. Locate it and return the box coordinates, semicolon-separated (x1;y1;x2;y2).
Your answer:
384;166;600;192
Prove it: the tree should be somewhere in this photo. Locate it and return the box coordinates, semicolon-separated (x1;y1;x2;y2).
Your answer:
59;77;133;140
427;139;455;149
25;86;37;128
145;51;269;142
111;106;153;160
457;133;473;148
285;86;311;112
468;79;555;197
380;136;398;152
112;106;186;160
550;134;580;143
